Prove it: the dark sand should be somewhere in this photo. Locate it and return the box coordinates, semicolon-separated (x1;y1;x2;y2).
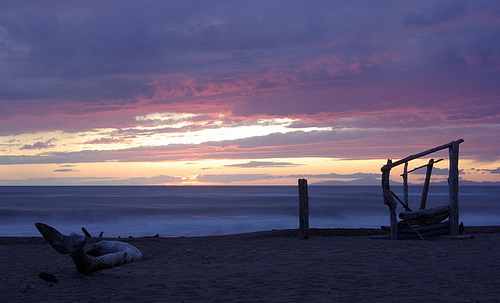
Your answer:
1;226;499;302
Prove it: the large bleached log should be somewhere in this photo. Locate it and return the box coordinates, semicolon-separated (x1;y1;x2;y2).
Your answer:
35;223;142;275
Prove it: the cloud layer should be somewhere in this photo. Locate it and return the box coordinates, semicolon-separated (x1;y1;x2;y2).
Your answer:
0;1;499;184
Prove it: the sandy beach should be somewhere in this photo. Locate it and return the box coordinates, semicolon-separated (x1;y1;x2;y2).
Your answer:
1;226;499;303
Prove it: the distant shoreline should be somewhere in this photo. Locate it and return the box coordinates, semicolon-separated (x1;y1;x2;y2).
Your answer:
1;183;500;186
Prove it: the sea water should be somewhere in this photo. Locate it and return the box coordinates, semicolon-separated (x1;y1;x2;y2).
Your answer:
0;186;498;237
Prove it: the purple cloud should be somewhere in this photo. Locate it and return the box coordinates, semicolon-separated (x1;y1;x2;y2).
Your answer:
0;0;499;173
19;140;56;150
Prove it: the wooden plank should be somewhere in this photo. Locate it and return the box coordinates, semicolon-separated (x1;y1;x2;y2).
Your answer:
390;191;412;211
403;162;409;208
420;159;434;210
401;158;443;175
381;139;463;171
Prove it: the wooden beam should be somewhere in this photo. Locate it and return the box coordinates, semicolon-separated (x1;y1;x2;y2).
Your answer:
420;159;434;210
390;191;412;211
81;227;92;238
401;158;443;175
381;139;463;172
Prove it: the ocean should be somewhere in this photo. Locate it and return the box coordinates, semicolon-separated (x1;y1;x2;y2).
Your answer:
0;186;498;237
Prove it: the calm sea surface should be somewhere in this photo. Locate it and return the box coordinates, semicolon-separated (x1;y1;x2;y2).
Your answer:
0;186;498;237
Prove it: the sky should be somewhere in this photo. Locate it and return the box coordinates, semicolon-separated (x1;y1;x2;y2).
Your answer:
0;0;499;186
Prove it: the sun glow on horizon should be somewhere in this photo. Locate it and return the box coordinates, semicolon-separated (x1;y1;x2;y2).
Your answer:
1;116;499;186
0;113;333;156
1;154;498;186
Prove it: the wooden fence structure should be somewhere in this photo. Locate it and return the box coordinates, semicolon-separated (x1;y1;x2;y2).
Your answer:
380;139;464;240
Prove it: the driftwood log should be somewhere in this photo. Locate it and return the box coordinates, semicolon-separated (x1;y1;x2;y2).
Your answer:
35;223;142;275
399;205;450;220
398;205;449;227
398;212;449;227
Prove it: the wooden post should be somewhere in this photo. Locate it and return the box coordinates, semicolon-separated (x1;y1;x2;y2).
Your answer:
420;159;434;210
298;178;309;239
403;162;409;208
448;141;460;236
382;159;398;240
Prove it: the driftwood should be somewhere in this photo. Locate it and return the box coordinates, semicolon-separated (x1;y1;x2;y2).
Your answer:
380;139;463;239
81;227;104;241
402;162;409;208
35;223;142;275
399;205;449;220
420;159;434;210
390;191;412;212
81;227;92;238
298;178;309;239
382;159;398;240
398;212;449;227
381;140;463;172
399;158;443;211
448;141;461;236
398;205;449;226
402;158;444;175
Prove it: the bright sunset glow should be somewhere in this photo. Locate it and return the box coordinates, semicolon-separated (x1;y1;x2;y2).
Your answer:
0;1;499;185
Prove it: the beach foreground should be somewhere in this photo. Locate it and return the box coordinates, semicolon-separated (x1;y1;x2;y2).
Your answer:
1;227;499;302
